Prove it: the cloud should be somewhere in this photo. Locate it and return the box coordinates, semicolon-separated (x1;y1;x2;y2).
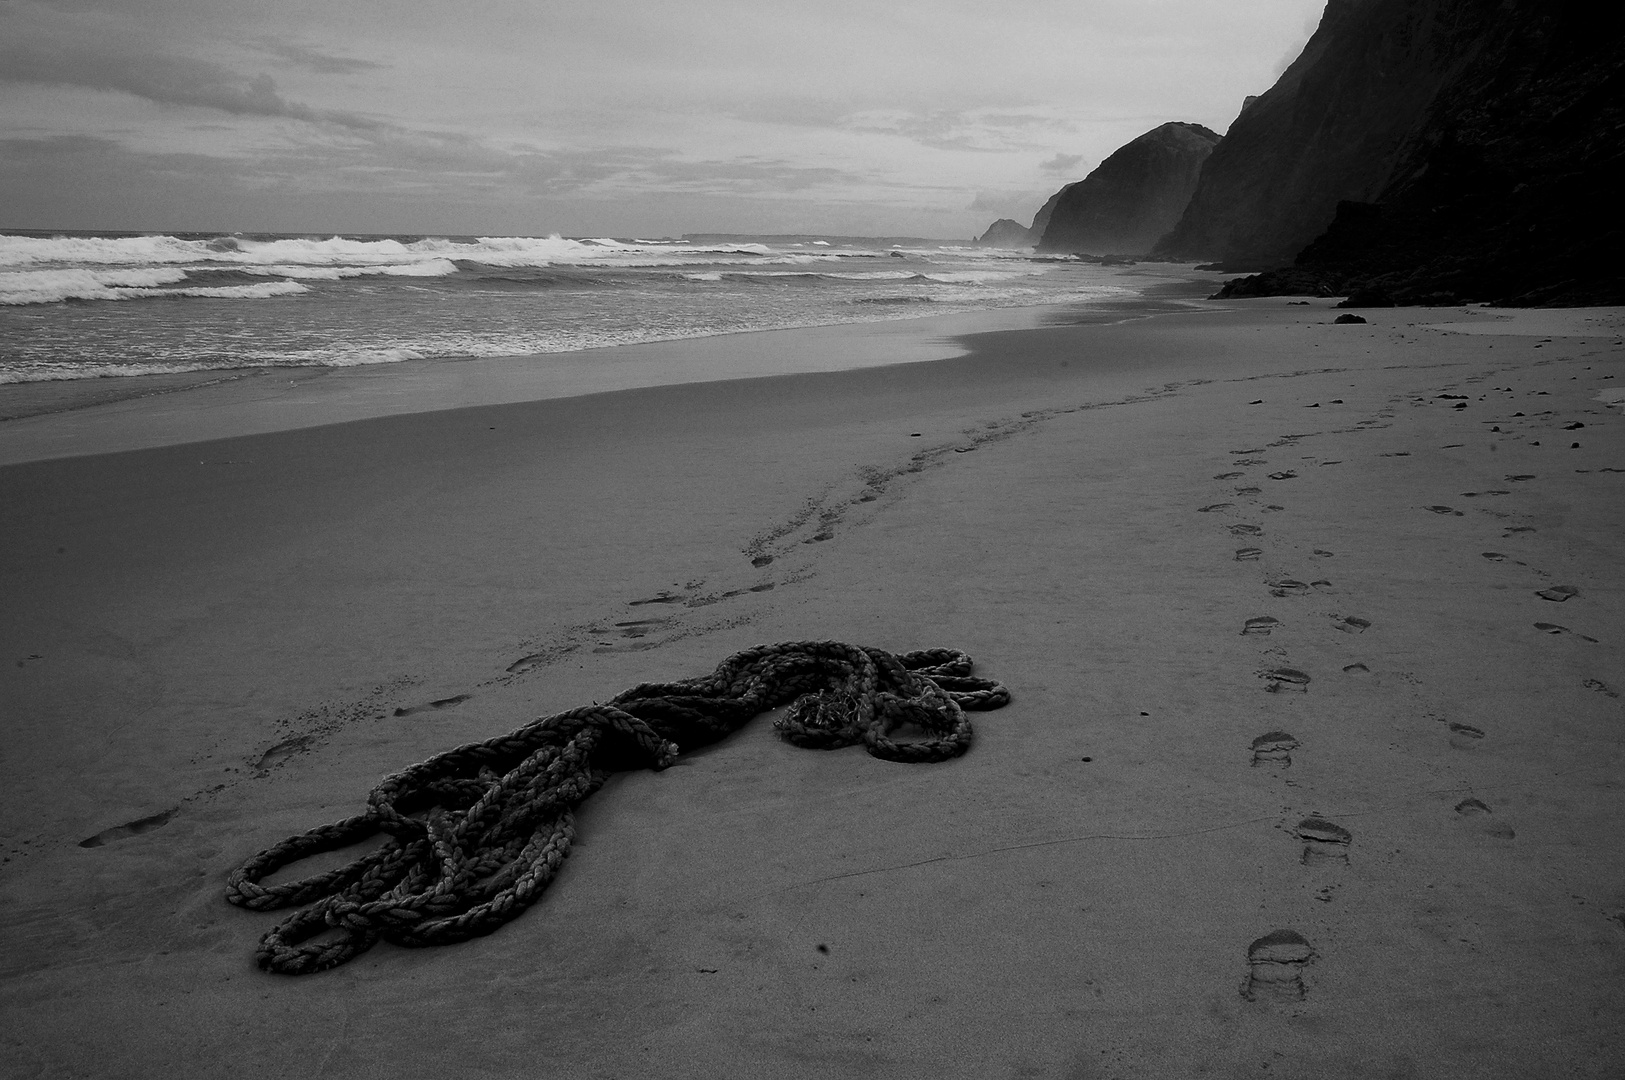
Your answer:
251;40;385;76
0;5;386;131
840;108;1064;154
1039;152;1084;174
966;189;1049;219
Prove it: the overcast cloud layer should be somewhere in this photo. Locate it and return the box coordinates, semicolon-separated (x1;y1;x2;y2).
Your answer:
0;0;1325;237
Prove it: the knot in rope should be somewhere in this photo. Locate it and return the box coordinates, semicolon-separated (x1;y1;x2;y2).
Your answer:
225;641;1009;974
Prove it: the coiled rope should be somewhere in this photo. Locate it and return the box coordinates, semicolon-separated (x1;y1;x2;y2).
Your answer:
225;640;1010;974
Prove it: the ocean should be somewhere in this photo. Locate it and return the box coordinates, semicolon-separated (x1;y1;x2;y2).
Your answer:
0;230;1151;386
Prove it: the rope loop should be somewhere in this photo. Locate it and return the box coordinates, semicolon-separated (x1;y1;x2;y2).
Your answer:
226;641;1008;974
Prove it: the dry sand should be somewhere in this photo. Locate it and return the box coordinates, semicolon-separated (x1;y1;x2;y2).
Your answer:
1;300;1622;1078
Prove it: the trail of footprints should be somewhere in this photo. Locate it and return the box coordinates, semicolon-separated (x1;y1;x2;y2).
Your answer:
65;397;1164;856
1204;357;1621;1005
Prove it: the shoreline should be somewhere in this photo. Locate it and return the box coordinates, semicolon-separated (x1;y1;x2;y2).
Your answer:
0;272;1218;466
2;300;1622;1077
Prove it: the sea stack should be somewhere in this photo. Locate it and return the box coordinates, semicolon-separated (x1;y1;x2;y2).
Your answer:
974;218;1036;247
1034;122;1221;257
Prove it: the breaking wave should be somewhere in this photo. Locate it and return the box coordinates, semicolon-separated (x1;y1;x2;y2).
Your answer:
0;268;308;305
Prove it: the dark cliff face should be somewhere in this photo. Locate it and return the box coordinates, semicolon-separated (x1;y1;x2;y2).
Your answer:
1027;187;1066;242
1242;1;1625;305
1154;0;1482;268
1034;122;1221;257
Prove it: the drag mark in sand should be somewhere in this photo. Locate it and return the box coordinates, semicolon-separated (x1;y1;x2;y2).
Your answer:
769;813;1283;896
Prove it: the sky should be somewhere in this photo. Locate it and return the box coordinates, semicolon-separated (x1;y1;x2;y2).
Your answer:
0;0;1327;238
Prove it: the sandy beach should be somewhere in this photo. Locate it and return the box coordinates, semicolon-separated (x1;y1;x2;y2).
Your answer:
2;299;1623;1078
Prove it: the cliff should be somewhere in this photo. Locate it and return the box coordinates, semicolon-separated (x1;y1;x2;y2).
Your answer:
1034;123;1221;256
1154;0;1481;268
1217;1;1625;306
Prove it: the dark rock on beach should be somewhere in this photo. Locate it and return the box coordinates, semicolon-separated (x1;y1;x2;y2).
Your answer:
1035;122;1221;258
1192;0;1625;307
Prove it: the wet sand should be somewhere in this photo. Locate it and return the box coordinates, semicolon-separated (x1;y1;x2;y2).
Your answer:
1;300;1622;1078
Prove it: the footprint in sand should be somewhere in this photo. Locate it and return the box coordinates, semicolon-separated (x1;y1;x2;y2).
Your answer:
1235;547;1263;561
1260;668;1311;693
1235;486;1262;495
1342;663;1370;675
1214;471;1245;480
1312;549;1334;558
1296;818;1353;866
79;808;178;848
1535;585;1579;602
1268;579;1310;597
1534;622;1599;642
1198;503;1235;513
1425;505;1465;516
1333;615;1371;633
1251;732;1300;767
393;695;470;718
1230;524;1263;537
1585;678;1620;699
614;618;675;637
251;734;313;769
629;591;688;606
1243;930;1316;1001
1448;722;1486;750
1241;616;1280;636
1268;471;1298;481
1481;552;1506;562
1455;798;1516;839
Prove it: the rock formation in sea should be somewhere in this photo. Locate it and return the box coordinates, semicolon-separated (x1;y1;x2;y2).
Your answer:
974;218;1036;247
1033;123;1221;257
1163;0;1625;306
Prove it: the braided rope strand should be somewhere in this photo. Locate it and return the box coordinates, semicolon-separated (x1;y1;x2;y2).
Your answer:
225;641;1009;974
